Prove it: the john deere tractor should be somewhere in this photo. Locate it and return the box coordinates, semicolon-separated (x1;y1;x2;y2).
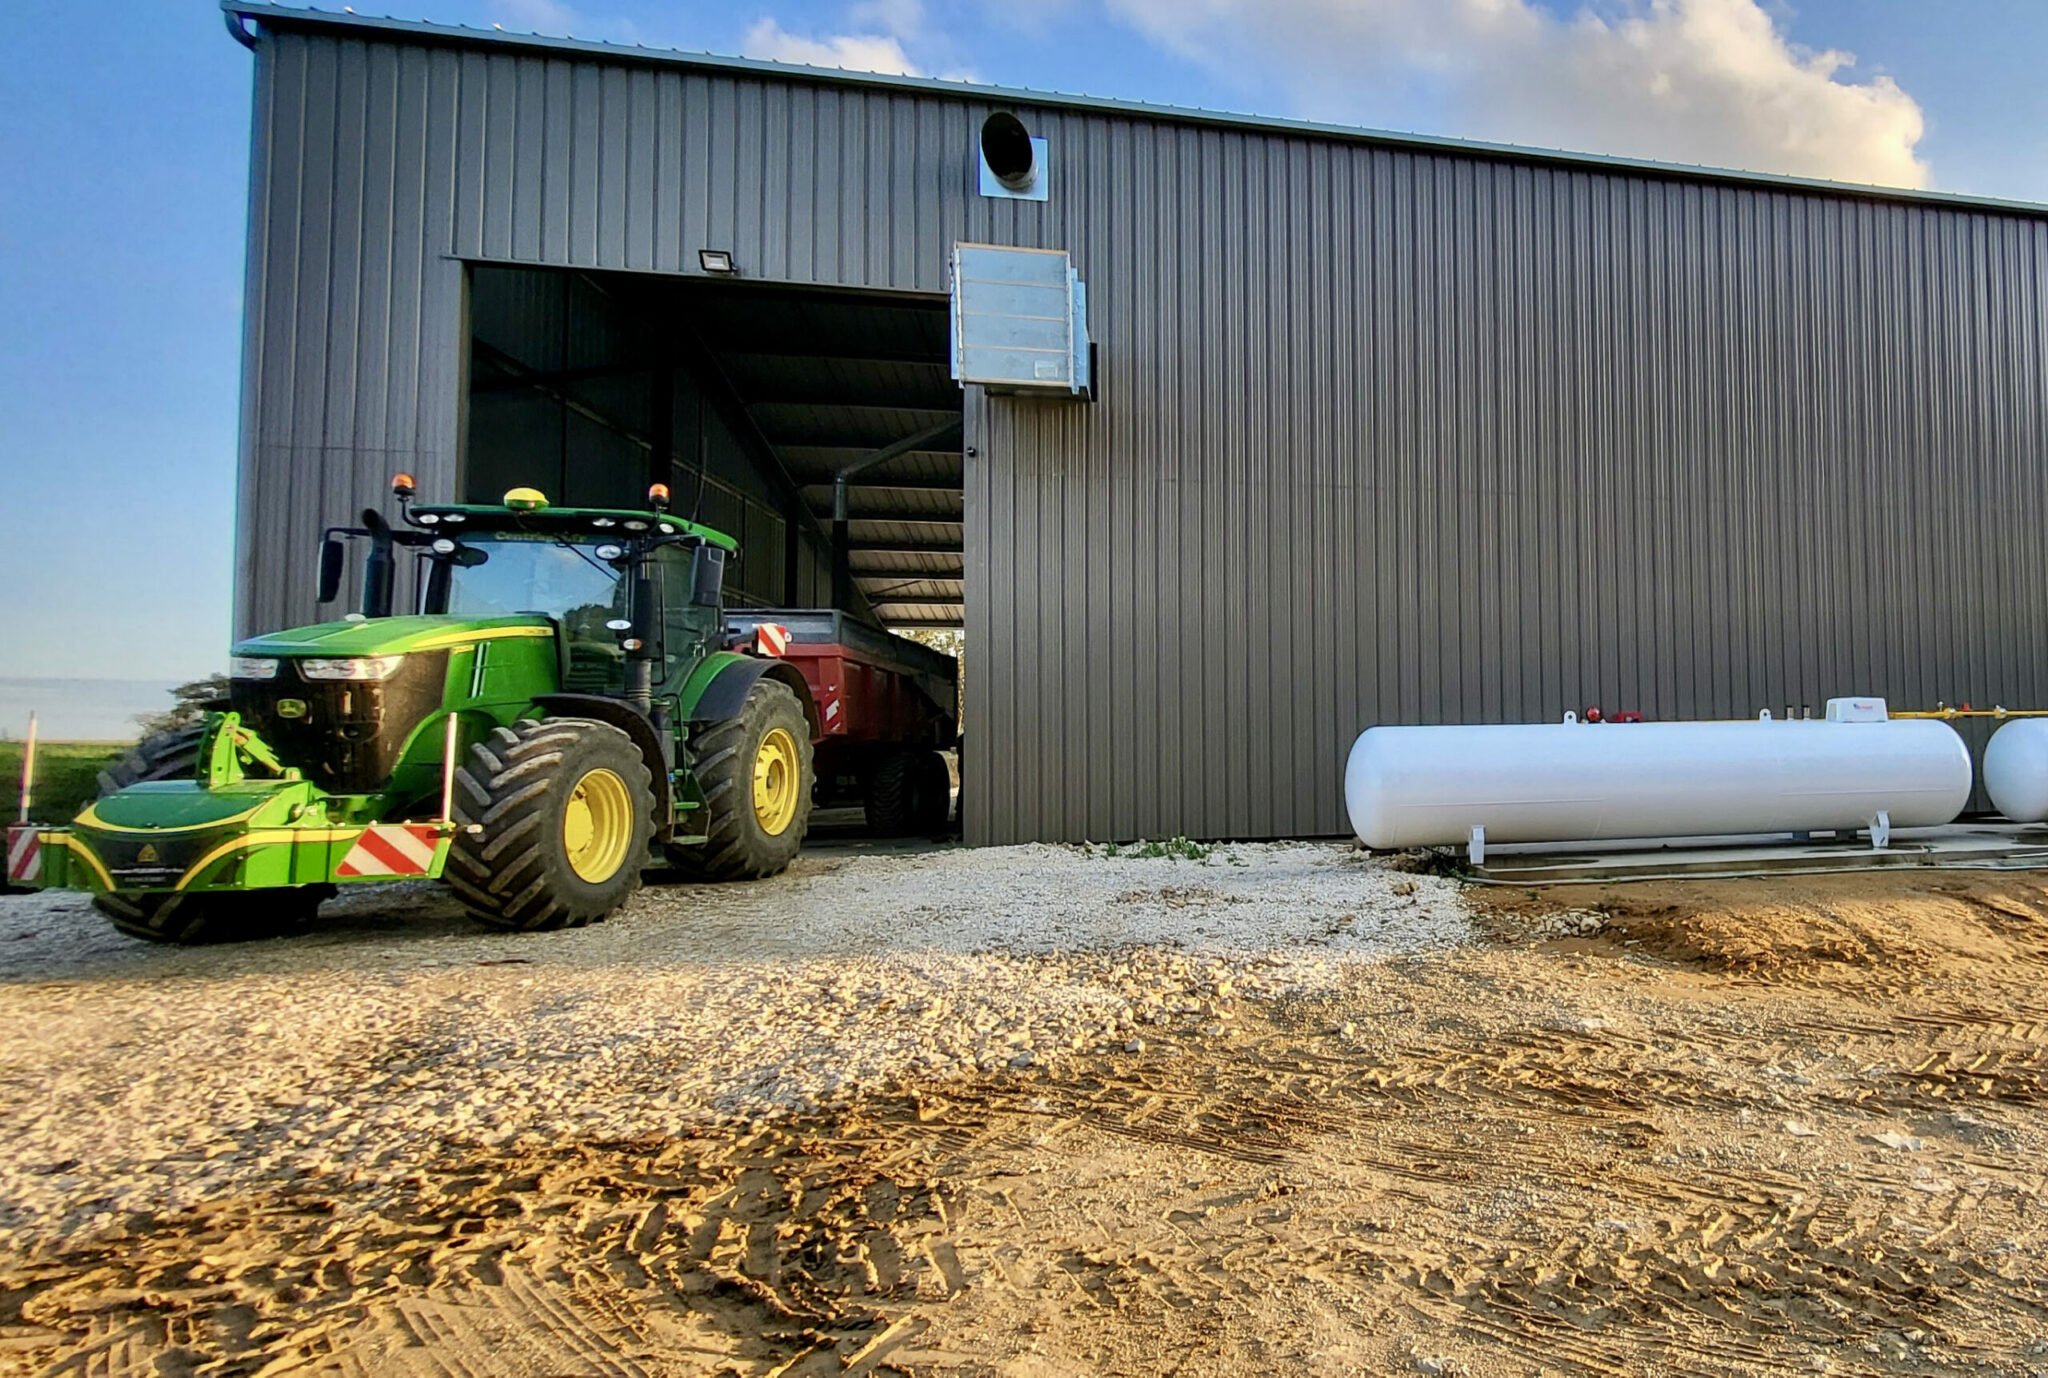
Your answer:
17;477;818;942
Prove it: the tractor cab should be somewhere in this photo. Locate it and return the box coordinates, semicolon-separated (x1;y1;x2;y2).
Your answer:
320;479;738;703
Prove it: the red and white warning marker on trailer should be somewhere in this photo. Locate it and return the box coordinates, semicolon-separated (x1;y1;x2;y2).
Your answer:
336;823;443;878
755;622;790;658
6;826;38;886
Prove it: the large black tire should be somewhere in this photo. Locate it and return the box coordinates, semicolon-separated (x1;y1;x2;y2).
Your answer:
865;749;952;837
445;718;655;932
95;723;206;796
94;724;333;945
667;679;813;881
99;887;332;945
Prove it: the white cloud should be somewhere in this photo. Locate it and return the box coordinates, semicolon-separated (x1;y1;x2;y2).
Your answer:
490;0;653;46
1107;0;1929;189
493;0;586;36
742;18;924;74
849;0;927;39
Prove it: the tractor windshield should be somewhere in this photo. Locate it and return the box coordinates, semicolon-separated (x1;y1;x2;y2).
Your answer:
439;535;623;626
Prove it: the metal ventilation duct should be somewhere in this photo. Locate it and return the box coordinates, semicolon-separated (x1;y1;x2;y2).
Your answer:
976;112;1048;201
948;244;1092;397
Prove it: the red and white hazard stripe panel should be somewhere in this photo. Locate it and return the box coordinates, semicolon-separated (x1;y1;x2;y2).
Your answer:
5;826;39;886
755;623;790;658
821;691;843;732
336;823;442;878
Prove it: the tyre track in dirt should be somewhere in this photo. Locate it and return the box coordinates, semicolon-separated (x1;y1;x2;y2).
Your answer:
9;870;2048;1374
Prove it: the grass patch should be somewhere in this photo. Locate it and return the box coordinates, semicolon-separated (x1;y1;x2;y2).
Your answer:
0;741;129;825
1087;836;1216;862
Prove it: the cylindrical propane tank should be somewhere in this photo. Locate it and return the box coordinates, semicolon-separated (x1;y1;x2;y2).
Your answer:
1345;700;1971;850
1984;719;2048;823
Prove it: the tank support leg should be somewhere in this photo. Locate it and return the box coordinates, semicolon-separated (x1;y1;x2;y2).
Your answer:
1467;825;1486;868
1869;811;1892;851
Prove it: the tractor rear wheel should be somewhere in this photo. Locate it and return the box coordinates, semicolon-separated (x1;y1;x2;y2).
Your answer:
667;678;813;881
94;724;334;944
446;717;655;932
865;748;953;836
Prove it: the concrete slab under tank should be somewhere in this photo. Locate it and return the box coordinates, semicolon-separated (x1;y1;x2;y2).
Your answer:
1463;823;2048;885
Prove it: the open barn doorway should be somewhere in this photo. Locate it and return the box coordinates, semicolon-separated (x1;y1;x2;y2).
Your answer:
461;264;966;836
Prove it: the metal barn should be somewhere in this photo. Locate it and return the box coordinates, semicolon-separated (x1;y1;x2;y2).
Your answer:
223;3;2048;845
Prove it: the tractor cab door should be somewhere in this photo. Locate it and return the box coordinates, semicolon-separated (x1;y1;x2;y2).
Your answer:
652;543;723;691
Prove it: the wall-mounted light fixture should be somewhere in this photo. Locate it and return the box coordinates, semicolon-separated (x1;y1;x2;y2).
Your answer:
698;248;736;274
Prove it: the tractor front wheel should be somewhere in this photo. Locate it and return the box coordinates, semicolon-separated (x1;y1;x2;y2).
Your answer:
667;678;813;881
95;722;207;796
445;717;655;932
98;887;333;946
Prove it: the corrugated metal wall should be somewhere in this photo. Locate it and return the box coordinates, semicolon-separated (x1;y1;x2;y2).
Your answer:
973;132;2048;840
239;17;2048;845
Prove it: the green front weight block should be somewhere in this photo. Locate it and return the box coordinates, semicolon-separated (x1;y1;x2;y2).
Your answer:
58;777;454;895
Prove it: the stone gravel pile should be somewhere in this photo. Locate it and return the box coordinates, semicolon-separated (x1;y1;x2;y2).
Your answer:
0;841;1474;1243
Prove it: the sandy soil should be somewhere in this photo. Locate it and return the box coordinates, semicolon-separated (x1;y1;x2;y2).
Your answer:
5;855;2048;1375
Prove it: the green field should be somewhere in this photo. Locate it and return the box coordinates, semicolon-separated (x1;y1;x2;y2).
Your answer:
0;741;130;826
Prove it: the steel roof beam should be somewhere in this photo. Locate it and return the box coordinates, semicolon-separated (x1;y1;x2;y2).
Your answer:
705;344;950;368
832;419;966;609
801;478;962;493
840;517;964;530
846;546;965;558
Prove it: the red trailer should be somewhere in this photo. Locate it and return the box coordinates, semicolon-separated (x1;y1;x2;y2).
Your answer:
724;609;957;836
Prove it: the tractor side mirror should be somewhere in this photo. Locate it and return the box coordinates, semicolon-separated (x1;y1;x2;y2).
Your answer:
317;538;346;603
690;545;726;608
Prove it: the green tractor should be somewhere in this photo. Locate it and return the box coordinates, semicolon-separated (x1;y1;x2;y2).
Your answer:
17;476;818;942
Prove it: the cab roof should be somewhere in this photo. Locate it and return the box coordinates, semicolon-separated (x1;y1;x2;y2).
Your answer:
411;504;740;552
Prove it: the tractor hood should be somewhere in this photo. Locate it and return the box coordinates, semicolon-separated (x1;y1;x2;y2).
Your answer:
79;779;308;833
234;615;556;657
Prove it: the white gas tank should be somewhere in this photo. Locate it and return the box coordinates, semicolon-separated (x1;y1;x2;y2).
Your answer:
1345;701;1971;850
1984;719;2048;823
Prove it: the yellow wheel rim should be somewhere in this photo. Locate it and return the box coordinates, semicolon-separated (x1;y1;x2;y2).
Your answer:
753;727;802;836
563;767;634;883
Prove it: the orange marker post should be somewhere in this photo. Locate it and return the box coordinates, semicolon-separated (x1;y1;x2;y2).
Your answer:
440;712;460;824
16;713;36;825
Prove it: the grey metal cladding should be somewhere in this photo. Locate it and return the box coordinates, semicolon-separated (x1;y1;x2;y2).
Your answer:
238;16;2048;846
983;134;2048;842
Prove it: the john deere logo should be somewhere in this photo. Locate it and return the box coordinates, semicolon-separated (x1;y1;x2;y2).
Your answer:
276;698;309;719
137;844;159;863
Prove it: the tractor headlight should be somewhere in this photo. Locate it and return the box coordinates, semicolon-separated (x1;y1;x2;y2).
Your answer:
230;656;280;680
296;655;407;681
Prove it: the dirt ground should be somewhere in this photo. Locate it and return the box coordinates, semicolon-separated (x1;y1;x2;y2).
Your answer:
6;860;2048;1375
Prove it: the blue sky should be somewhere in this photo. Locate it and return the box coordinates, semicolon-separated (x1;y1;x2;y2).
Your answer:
1;0;2044;692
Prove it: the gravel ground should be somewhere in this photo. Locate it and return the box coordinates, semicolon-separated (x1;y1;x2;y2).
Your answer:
0;841;1473;1247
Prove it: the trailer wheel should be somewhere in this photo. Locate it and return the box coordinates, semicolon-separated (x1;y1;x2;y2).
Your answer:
668;679;813;881
94;724;334;944
866;748;952;836
446;718;655;932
